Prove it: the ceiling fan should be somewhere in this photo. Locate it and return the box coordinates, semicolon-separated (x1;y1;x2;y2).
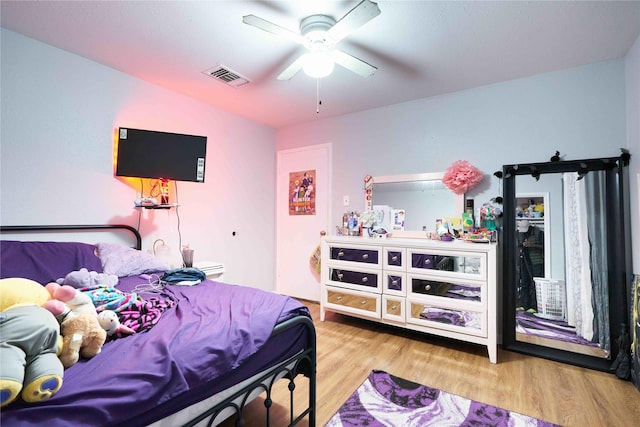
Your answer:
243;0;381;80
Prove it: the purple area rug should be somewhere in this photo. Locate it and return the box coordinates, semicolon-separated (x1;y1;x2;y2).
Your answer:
325;370;561;427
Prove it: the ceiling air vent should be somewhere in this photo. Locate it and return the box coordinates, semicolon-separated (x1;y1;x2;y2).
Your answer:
202;65;250;87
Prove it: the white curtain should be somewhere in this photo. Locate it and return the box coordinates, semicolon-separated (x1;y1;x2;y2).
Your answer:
562;172;594;340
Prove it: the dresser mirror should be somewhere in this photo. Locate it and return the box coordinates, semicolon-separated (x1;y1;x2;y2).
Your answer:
371;172;464;233
502;155;631;371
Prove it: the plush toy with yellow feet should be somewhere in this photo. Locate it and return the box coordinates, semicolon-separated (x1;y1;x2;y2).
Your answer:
0;278;64;408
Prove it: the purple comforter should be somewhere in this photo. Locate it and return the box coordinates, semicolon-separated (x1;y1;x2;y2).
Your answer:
1;277;310;426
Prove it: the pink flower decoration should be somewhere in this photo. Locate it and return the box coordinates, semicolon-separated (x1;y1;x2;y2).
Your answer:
442;160;483;195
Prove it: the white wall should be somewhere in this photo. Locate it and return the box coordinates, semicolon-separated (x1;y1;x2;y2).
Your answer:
277;59;629;243
626;34;640;273
2;28;637;292
0;29;277;291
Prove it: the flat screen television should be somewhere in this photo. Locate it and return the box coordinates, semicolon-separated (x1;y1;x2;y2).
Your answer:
115;127;207;182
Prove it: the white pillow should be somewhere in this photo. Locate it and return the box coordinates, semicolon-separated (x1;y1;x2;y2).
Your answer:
96;242;170;277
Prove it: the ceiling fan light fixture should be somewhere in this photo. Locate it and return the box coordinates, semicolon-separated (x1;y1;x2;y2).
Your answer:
303;52;335;78
244;0;380;80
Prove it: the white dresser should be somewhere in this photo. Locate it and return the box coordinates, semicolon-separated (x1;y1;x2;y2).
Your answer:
320;236;498;363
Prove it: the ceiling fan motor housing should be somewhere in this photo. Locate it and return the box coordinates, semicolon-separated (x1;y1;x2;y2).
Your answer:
300;14;336;50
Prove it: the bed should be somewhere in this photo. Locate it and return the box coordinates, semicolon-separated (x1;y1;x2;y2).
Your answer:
0;224;316;426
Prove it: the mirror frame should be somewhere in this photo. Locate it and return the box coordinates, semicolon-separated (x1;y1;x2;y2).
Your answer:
502;154;631;371
370;172;465;235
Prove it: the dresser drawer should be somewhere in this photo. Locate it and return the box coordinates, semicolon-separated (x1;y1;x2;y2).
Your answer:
407;300;486;337
411;253;448;270
325;287;381;319
382;247;405;271
328;267;381;292
329;246;380;265
383;272;406;296
408;274;485;304
407;248;486;281
411;278;452;296
382;295;405;323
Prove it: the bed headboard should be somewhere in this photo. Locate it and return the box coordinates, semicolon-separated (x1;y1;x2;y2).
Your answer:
0;224;142;250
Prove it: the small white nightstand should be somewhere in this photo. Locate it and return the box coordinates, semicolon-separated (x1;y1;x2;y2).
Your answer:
193;261;225;281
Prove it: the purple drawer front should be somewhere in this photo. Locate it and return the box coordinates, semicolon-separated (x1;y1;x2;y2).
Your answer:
387;275;403;291
411;254;454;271
411;253;438;269
331;268;378;288
330;247;379;265
411;278;452;296
387;251;402;267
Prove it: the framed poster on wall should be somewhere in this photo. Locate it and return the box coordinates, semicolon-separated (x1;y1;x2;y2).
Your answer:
289;169;316;215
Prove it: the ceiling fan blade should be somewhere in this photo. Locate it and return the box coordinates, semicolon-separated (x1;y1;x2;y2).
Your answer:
242;14;305;44
330;50;377;78
277;55;307;80
328;0;381;43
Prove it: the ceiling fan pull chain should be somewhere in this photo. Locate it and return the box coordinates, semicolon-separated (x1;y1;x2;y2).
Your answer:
316;78;322;114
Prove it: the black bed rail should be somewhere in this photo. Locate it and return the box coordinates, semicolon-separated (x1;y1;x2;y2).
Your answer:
183;315;317;427
0;224;142;250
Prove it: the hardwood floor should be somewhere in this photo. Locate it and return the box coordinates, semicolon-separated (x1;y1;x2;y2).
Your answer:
223;300;640;427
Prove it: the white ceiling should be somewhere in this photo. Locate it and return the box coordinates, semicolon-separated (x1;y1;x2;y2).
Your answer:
2;1;639;129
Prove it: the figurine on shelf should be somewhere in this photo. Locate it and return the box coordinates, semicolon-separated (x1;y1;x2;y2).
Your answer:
480;203;502;231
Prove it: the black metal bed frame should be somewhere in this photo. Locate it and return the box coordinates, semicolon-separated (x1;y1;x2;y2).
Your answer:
0;224;317;427
184;315;316;427
0;224;142;250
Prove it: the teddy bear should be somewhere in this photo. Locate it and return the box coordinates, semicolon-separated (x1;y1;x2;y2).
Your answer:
56;268;118;289
0;278;64;408
57;311;107;368
43;283;107;369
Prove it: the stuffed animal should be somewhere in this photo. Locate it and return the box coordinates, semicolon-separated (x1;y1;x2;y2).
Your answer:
43;282;106;369
97;310;136;336
44;282;96;317
0;278;64;408
57;311;107;368
56;268;118;289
